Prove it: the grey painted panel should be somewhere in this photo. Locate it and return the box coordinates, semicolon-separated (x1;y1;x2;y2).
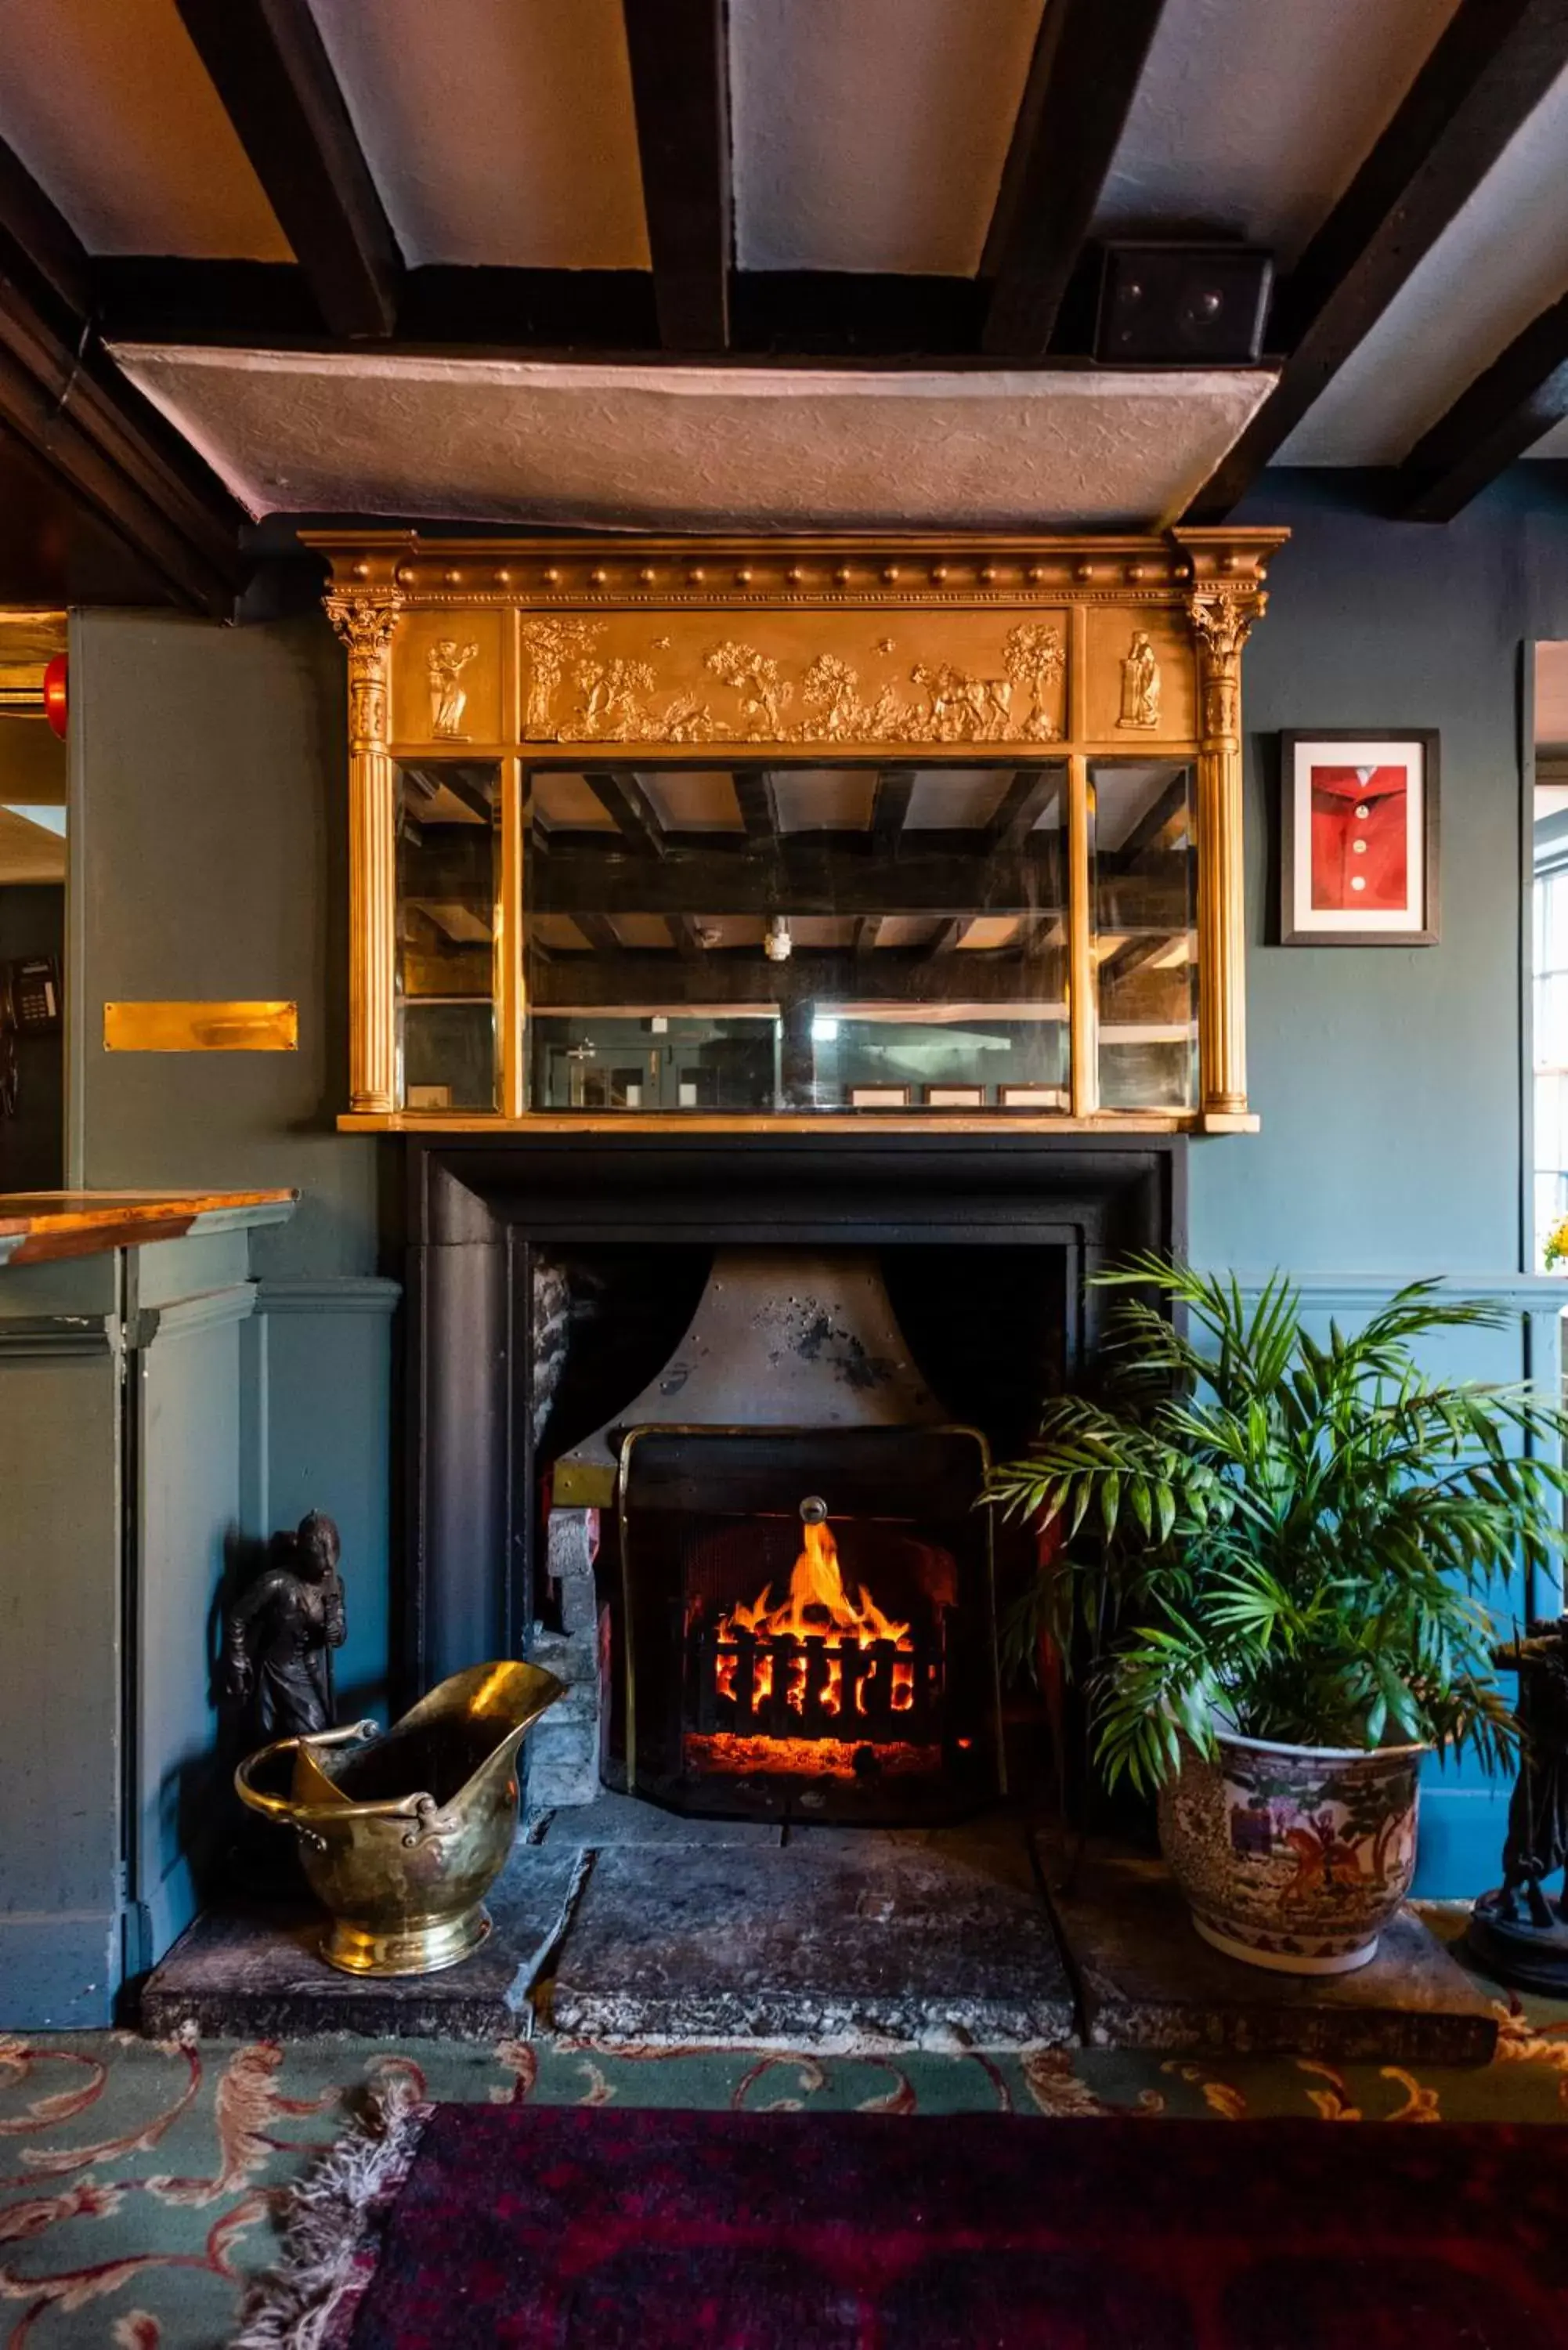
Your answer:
135;1228;253;1308
0;1912;121;2030
74;609;381;1281
0;1346;122;2025
132;1296;245;1965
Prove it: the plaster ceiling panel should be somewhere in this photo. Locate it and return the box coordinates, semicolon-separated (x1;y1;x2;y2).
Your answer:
731;0;1043;273
305;0;649;268
1281;63;1568;465
1095;0;1460;272
110;348;1278;531
0;0;288;257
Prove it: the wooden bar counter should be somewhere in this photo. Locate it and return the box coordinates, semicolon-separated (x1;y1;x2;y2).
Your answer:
0;1188;297;1268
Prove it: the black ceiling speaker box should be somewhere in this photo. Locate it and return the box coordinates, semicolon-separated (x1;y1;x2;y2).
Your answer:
1094;245;1274;366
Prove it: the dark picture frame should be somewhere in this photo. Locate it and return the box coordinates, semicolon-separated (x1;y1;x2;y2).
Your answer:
1280;730;1440;946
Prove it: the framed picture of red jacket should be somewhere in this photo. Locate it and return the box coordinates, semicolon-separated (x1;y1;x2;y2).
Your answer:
1280;732;1440;945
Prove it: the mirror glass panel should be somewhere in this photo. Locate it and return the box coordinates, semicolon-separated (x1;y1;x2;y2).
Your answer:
396;758;499;1109
1091;760;1198;1113
524;764;1068;1112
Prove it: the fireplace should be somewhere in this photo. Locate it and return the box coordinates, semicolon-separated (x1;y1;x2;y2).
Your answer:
544;1250;1003;1820
401;1133;1184;1823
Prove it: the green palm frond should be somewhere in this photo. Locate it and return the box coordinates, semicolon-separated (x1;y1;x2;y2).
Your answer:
985;1260;1568;1789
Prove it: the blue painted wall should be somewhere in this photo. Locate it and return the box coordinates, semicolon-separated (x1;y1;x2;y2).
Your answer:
71;609;397;1719
1198;470;1568;1892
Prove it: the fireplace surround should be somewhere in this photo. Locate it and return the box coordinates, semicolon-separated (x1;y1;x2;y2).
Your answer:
403;1133;1184;1823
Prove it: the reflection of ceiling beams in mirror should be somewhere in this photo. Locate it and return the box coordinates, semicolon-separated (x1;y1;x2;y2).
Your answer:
402;763;494;825
585;769;669;855
924;918;969;960
1100;775;1190;870
530;953;1071;1010
988;768;1062;849
529;845;1068;919
731;769;778;841
406;898;493;946
871;770;916;851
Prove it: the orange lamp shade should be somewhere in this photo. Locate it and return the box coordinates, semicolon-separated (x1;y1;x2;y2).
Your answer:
42;652;67;739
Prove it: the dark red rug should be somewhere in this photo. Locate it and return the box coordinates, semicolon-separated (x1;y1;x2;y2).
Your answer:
336;2106;1566;2348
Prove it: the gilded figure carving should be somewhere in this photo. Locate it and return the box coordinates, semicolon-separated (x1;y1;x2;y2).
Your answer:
428;638;479;739
513;618;1066;747
1117;630;1162;729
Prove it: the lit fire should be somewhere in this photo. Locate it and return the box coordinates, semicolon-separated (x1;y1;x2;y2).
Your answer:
713;1517;916;1717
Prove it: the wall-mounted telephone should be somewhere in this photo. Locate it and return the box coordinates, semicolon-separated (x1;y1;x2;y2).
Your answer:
0;955;61;1119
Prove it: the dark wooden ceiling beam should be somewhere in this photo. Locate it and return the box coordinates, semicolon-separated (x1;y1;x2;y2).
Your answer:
0;134;239;609
173;0;403;339
980;0;1169;356
621;0;732;352
1190;0;1568;520
1396;286;1568;519
0;280;240;613
0;135;92;322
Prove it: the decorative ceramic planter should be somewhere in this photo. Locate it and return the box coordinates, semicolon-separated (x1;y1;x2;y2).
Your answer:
1156;1726;1426;1975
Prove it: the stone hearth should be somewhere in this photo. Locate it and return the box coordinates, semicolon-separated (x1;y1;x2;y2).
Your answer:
139;1811;1495;2063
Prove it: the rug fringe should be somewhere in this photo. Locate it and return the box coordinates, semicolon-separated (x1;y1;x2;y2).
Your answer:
230;2078;430;2350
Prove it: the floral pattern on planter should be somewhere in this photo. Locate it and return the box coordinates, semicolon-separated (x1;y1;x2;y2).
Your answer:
1157;1730;1425;1973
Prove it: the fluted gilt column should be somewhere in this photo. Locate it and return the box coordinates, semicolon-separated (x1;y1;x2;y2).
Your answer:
1187;584;1261;1124
326;593;402;1114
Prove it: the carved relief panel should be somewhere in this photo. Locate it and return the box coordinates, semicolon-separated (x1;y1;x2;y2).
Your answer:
1082;608;1195;745
392;609;507;748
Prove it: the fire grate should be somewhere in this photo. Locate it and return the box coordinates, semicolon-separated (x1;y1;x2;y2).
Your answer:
688;1618;946;1746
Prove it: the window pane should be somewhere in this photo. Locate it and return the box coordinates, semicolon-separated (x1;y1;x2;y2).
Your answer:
396;760;498;1110
523;765;1069;1112
1091;761;1198;1112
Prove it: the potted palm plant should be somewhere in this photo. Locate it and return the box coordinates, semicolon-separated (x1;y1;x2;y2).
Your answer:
987;1261;1568;1975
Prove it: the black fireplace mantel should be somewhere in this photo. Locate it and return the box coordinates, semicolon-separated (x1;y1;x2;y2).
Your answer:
401;1132;1186;1703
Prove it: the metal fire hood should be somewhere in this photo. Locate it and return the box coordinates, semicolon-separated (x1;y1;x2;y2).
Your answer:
553;1249;945;1506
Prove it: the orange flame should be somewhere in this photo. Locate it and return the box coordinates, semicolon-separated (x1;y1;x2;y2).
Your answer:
714;1520;915;1719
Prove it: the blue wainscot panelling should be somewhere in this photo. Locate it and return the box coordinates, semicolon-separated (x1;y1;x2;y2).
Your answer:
1221;1273;1566;1901
243;1277;401;1727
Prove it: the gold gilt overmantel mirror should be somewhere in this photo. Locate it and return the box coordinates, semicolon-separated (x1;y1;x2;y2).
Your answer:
309;529;1285;1135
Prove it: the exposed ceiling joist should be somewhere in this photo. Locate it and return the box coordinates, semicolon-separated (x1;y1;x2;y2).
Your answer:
1397;287;1568;519
173;0;403;340
622;0;732;353
980;0;1169;357
0;134;92;324
1189;0;1568;520
0;277;240;614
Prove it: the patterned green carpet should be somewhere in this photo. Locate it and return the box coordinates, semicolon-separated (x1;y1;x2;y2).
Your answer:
5;1950;1568;2349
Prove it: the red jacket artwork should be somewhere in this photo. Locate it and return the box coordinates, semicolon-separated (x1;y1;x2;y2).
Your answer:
1310;765;1408;913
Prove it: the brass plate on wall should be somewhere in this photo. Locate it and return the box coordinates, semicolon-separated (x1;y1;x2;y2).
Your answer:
103;1000;298;1052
